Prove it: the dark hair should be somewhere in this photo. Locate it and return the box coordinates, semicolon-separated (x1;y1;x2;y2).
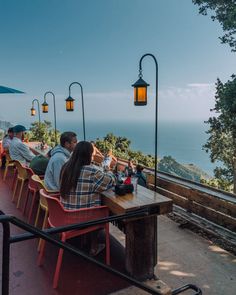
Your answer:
60;131;77;147
8;128;14;133
136;164;143;173
60;141;94;198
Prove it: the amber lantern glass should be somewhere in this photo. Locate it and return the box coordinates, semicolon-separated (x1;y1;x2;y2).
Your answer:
65;96;75;111
31;107;36;116
42;101;49;113
132;77;149;106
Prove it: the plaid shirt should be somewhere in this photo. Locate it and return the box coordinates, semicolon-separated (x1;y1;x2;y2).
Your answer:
61;165;116;210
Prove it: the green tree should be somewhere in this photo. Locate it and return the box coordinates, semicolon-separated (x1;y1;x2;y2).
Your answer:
95;133;155;167
115;136;131;153
203;75;236;193
28;120;60;146
104;133;117;147
192;0;236;51
200;177;232;192
95;133;208;181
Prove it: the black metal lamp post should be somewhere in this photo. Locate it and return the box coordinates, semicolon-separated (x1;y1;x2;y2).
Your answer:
31;98;41;126
42;91;57;145
65;82;86;141
132;53;158;191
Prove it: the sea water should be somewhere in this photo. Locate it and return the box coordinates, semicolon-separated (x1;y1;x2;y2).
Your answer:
56;119;220;176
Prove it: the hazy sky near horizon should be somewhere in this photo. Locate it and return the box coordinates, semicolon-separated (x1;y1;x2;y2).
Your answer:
0;0;235;127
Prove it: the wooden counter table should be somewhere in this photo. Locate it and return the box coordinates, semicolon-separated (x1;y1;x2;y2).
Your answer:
101;185;173;280
27;142;51;156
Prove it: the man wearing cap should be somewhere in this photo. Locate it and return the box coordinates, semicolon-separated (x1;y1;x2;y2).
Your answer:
9;125;36;165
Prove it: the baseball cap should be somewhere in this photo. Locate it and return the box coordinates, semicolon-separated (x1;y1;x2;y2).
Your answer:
13;125;27;133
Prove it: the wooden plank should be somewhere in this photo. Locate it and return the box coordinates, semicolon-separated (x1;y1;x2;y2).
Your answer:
156;187;189;210
147;177;236;230
145;169;236;202
188;189;236;218
102;187;173;215
189;201;236;231
157;178;191;198
156;178;236;218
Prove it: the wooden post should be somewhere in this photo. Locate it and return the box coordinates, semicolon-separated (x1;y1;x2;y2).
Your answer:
125;215;157;280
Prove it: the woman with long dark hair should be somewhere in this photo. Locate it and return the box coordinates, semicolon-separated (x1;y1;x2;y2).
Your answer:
60;141;116;256
60;141;115;210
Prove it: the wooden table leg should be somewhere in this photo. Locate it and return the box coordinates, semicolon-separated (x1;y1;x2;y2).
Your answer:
125;215;157;280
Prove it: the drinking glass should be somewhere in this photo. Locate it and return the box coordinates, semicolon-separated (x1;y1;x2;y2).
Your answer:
131;176;138;192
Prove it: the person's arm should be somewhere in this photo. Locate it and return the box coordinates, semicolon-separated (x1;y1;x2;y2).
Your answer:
93;169;116;192
2;137;10;150
110;154;117;169
95;147;103;157
18;142;35;162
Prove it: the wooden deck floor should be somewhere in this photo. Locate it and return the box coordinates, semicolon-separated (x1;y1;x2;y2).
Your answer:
0;167;235;295
0;168;130;295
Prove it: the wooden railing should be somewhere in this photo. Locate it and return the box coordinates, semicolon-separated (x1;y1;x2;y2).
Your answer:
94;155;235;232
145;169;236;232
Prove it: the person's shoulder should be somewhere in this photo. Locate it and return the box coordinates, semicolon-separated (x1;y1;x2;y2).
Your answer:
89;165;105;175
10;137;17;143
14;138;25;147
85;164;99;172
51;151;66;160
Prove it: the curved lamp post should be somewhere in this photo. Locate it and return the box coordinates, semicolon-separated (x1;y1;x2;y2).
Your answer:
31;98;41;126
42;91;57;145
65;82;86;141
132;53;158;191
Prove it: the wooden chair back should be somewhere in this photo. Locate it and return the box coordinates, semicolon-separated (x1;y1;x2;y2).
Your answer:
14;160;28;180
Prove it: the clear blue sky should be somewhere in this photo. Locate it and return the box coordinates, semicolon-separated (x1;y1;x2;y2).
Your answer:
0;0;235;125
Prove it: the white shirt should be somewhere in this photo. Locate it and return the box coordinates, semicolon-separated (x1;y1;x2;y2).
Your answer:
2;135;12;150
9;137;35;164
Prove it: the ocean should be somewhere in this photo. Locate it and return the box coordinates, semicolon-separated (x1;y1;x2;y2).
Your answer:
56;119;220;176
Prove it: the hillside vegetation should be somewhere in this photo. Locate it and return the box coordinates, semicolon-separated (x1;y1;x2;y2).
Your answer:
95;133;210;182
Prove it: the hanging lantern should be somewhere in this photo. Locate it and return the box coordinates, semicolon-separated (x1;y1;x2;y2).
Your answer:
31;107;36;116
65;96;75;111
42;101;49;113
132;77;149;106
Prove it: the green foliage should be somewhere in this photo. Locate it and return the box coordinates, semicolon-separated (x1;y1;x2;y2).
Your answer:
200;177;233;192
203;75;236;192
95;134;209;182
192;0;236;51
27;120;60;146
95;133;155;167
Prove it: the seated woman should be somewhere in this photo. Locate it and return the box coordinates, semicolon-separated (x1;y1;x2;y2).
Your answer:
60;141;116;255
60;141;116;209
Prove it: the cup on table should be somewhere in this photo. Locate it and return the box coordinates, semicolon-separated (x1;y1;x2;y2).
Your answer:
131;176;138;192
